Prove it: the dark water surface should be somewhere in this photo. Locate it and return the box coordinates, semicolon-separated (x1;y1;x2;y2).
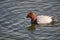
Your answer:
0;0;60;40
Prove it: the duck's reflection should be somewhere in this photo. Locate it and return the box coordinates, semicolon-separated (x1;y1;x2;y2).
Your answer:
27;24;36;31
27;19;59;31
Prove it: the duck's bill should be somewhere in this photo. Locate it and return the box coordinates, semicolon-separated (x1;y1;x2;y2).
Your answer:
26;15;29;18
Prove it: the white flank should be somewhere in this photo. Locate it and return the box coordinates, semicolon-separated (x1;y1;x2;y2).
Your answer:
37;15;52;24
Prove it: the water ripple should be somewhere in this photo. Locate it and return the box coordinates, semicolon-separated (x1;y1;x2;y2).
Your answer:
0;0;60;40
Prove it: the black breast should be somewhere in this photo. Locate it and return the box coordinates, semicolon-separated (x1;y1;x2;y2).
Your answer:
31;19;37;24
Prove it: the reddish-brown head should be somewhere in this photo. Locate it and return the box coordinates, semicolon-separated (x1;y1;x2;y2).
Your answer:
26;11;36;21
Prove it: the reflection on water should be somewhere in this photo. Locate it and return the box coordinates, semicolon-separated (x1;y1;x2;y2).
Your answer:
27;21;59;31
27;24;36;31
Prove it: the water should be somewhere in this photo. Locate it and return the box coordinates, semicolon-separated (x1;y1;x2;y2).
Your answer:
0;0;60;40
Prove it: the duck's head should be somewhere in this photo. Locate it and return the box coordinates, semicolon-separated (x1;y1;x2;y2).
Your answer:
26;11;37;24
26;11;36;21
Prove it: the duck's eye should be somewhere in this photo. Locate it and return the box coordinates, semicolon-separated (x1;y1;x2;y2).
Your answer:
29;16;32;18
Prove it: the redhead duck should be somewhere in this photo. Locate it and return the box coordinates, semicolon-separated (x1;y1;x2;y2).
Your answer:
26;11;58;26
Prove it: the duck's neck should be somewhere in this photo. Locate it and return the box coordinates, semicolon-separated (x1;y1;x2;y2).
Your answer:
31;19;37;24
30;15;37;24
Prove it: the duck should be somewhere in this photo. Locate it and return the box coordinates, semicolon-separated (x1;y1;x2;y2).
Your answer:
26;11;58;26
